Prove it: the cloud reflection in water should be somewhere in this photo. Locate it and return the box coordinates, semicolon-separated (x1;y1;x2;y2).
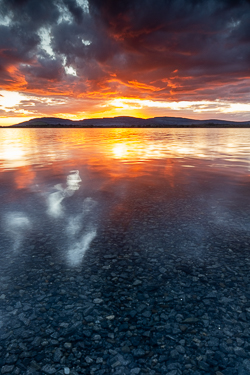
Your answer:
66;197;97;267
4;170;97;267
46;170;97;266
5;212;31;252
47;170;82;218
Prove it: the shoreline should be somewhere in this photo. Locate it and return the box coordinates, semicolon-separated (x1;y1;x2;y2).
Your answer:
2;125;250;129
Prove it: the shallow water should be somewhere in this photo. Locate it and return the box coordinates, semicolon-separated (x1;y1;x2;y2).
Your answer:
1;128;250;267
1;128;250;374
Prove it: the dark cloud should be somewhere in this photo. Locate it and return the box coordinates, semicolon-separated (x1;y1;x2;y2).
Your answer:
1;0;60;29
63;0;84;24
20;56;64;81
0;24;39;63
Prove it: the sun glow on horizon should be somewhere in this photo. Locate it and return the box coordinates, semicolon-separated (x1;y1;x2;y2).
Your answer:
0;91;27;109
0;117;35;127
1;89;250;126
108;98;250;115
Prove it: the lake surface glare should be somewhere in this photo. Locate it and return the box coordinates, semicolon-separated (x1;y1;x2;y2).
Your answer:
1;128;250;374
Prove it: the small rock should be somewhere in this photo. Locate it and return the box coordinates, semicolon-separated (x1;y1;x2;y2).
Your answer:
182;317;199;323
96;358;103;364
130;368;141;374
41;365;57;374
64;343;72;349
234;347;247;358
159;268;166;273
85;356;93;364
198;360;210;371
179;325;187;332
133;280;142;286
93;298;103;304
132;349;145;357
176;345;185;354
106;315;115;320
142;310;151;318
111;361;121;368
92;334;101;341
122;346;130;353
54;348;62;362
170;349;179;359
1;365;14;374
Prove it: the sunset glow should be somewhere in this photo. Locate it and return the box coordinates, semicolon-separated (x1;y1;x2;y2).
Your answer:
1;0;250;125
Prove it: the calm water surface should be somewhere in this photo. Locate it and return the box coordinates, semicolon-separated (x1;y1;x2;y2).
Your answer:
1;128;250;373
1;128;250;268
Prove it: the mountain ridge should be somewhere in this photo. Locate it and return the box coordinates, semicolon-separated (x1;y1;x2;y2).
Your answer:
3;116;250;128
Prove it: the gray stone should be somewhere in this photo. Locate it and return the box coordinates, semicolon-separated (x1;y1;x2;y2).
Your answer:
159;268;166;273
132;349;145;357
182;317;199;323
198;361;210;371
18;313;30;326
133;280;142;286
31;337;41;347
12;368;21;375
111;361;121;368
170;350;179;359
54;348;62;362
1;365;15;374
142;310;151;318
64;343;72;349
176;345;185;354
93;298;103;304
85;356;93;364
5;354;18;364
207;337;219;347
41;365;57;374
92;334;101;341
96;358;103;364
234;346;247;357
167;363;181;371
130;368;141;374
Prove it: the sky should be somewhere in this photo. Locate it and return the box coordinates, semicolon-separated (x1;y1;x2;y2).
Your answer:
1;0;250;125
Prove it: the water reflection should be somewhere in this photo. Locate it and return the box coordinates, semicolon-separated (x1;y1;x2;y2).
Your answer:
1;128;250;170
1;128;250;373
0;127;250;271
5;212;31;252
66;197;97;267
46;170;82;218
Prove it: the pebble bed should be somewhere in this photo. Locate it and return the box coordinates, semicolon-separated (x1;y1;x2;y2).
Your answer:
1;221;250;375
1;164;250;375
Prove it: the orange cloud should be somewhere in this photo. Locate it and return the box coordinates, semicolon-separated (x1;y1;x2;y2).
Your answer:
1;0;250;123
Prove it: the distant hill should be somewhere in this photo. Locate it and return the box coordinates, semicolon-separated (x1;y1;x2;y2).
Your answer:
4;116;250;128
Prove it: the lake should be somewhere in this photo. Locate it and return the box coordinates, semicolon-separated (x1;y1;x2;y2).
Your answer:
1;128;250;374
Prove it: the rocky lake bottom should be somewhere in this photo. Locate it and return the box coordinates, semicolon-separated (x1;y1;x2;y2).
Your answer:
1;128;250;375
1;212;250;375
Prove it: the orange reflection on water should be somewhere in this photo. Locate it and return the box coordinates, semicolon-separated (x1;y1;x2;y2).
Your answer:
1;127;250;186
15;166;36;190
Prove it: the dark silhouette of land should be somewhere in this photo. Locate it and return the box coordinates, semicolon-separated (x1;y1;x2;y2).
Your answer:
2;116;250;128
